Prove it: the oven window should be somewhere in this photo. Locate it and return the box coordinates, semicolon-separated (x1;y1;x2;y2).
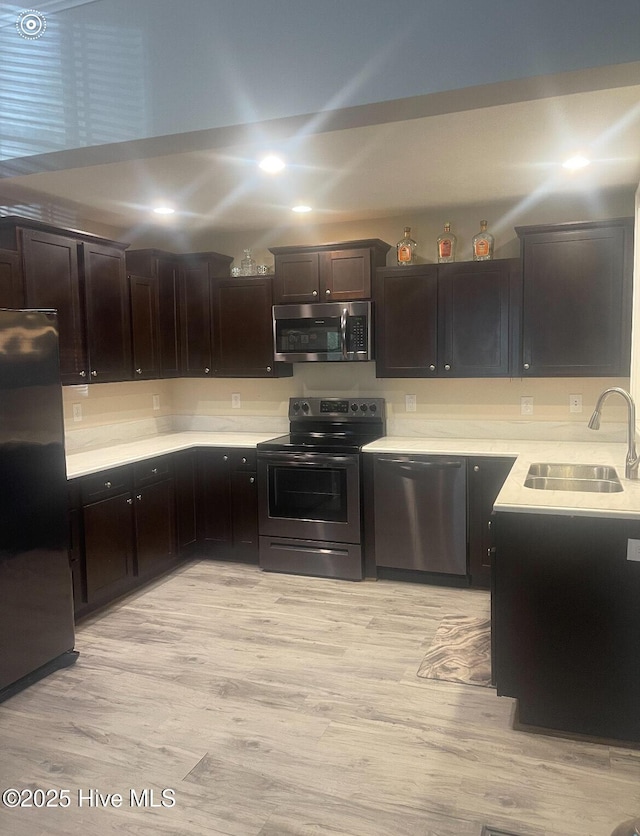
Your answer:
269;465;347;522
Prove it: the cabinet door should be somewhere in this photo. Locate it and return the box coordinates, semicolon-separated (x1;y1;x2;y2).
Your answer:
439;260;515;377
174;449;197;552
180;260;213;376
157;257;181;378
20;228;88;384
83;493;134;604
212;277;284;377
467;457;514;588
129;274;160;379
230;470;258;562
82;241;132;382
320;248;372;300
0;249;23;308
196;449;231;549
134;479;176;577
519;221;632;376
374;266;438;377
272;252;320;303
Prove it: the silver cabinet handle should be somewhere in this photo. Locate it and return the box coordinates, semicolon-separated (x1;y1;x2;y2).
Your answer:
104;481;112;488
91;370;97;377
325;289;331;295
137;494;142;501
312;290;318;297
524;363;530;370
151;468;158;474
473;465;480;472
136;368;142;375
126;497;133;505
266;366;272;372
429;364;436;371
223;455;228;461
204;367;210;374
79;370;86;378
444;364;451;371
249;476;255;484
241;457;247;464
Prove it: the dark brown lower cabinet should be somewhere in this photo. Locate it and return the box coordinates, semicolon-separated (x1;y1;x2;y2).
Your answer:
133;458;176;578
467;457;515;588
493;511;640;743
196;448;258;561
174;449;197;553
83;491;135;607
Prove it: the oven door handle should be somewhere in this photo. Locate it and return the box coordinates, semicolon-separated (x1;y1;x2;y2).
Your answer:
258;452;357;466
340;307;348;359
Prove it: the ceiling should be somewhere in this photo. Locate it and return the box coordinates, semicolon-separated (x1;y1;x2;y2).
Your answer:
1;78;640;237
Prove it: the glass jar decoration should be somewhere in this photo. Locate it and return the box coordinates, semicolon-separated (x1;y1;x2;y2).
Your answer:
472;220;494;261
437;223;457;263
240;248;257;275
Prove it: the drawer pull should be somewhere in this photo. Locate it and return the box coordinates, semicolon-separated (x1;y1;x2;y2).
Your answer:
104;481;112;489
151;468;158;474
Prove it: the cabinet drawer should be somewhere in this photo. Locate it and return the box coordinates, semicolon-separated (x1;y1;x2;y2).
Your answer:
134;455;173;486
81;465;133;504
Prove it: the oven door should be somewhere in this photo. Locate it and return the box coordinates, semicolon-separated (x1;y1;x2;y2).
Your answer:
257;451;361;544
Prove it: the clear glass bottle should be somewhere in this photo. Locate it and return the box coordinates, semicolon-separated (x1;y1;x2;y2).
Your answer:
396;227;417;265
437;222;456;263
240;248;256;275
472;220;494;261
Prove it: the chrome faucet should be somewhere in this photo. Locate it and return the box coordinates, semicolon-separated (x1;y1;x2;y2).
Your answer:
588;387;639;479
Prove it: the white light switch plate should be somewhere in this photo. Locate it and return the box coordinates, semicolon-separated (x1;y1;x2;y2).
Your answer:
627;539;640;562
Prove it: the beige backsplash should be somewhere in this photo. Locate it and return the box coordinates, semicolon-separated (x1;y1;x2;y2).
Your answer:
62;367;631;451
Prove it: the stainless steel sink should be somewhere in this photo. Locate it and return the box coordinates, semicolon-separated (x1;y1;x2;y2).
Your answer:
524;462;623;493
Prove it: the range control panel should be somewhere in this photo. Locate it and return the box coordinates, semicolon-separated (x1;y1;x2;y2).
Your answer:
289;397;385;420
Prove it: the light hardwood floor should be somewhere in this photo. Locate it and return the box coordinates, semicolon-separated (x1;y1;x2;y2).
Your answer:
0;559;638;836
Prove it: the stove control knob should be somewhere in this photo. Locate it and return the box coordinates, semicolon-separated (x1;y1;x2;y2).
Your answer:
351;402;359;412
360;403;368;412
301;402;310;413
369;403;377;413
292;402;301;412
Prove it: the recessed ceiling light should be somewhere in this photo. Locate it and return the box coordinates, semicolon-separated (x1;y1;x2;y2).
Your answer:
259;154;285;173
153;206;175;215
562;155;590;171
292;204;312;213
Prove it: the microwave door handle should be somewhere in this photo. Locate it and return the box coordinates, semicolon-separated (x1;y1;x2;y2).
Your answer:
340;308;348;359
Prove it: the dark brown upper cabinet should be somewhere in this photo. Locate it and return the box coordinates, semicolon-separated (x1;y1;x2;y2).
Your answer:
0;217;130;385
0;248;23;309
270;239;391;304
211;276;292;378
179;251;232;377
125;249;182;379
516;218;634;377
374;259;518;378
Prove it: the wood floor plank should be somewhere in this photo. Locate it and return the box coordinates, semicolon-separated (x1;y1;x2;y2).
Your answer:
1;559;637;836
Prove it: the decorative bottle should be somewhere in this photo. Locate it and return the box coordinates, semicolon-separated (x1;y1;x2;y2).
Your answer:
437;223;456;263
472;220;494;261
241;248;257;275
396;227;417;265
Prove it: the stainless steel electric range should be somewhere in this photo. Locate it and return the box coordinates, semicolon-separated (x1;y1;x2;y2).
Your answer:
257;396;386;580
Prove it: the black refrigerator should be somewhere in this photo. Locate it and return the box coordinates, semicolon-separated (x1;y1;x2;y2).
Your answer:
0;309;77;703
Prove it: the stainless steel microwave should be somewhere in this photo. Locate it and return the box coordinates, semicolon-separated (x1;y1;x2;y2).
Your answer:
272;301;373;362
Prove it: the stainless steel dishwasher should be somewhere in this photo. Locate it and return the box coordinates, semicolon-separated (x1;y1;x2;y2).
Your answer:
372;454;467;574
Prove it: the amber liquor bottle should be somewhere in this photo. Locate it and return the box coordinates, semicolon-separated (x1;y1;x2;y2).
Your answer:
472;220;494;261
437;223;456;263
396;227;417;265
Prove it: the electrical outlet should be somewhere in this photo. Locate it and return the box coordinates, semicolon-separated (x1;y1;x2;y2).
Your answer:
72;403;82;422
405;394;417;412
232;393;241;409
152;394;160;411
627;539;640;562
520;396;534;416
569;394;582;413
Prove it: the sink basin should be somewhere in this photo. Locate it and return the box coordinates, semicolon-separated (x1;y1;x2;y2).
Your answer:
524;462;623;493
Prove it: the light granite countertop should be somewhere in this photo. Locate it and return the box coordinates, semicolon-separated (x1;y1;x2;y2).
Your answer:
66;432;281;479
67;430;640;520
363;436;640;519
